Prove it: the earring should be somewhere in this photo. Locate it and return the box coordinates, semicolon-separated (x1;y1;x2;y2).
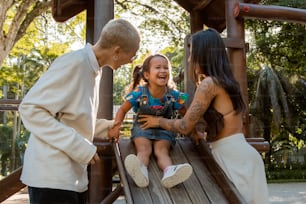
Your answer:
113;55;118;61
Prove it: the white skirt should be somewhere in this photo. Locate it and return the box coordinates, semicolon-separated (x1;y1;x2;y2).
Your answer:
210;133;269;204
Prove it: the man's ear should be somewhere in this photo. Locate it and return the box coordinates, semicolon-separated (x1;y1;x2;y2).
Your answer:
113;46;121;55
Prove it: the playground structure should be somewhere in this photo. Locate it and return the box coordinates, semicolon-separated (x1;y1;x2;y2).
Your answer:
0;0;305;203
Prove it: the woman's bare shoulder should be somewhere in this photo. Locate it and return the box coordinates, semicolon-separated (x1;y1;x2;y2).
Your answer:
196;77;221;97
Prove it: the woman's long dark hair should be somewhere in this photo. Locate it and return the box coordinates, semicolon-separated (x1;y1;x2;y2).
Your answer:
190;28;245;113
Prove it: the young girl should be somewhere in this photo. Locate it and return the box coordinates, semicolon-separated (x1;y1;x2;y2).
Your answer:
109;54;193;188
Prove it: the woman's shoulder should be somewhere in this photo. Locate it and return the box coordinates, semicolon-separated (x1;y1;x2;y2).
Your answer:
198;76;220;92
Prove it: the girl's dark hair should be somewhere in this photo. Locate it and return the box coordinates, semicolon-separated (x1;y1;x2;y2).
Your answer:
125;65;143;94
190;28;245;113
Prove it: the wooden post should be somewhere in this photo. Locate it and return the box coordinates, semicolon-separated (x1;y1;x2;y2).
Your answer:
86;0;115;203
184;11;204;107
225;0;250;136
93;0;115;120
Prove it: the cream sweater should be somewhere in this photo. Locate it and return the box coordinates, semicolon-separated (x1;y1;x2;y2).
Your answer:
19;44;110;192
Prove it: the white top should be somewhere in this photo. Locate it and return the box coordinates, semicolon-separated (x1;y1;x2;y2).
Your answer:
19;43;102;192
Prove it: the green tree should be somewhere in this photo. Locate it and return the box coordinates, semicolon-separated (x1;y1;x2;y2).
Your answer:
246;0;306;165
0;0;52;67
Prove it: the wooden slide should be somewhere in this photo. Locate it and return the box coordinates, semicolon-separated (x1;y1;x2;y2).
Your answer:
114;137;246;204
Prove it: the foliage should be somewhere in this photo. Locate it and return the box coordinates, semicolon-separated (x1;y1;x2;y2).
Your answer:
0;3;86;175
266;158;306;181
250;66;291;136
115;0;189;53
266;168;306;181
0;0;53;67
0;122;29;176
246;0;306;166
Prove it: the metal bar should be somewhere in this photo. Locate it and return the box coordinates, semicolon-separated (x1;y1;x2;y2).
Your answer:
234;3;306;24
0;167;26;203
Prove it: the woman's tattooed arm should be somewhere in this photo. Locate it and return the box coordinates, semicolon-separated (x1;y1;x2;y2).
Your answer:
157;77;217;135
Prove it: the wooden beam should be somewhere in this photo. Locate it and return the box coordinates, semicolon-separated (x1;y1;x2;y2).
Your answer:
246;138;270;153
174;0;196;12
194;0;213;10
223;37;245;49
52;0;87;22
234;3;306;24
88;138;114;203
0;167;26;203
226;0;250;136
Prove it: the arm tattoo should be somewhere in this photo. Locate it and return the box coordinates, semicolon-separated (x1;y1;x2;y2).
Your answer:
161;78;217;135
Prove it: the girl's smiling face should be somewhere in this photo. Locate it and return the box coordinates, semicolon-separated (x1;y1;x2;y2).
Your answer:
144;56;169;87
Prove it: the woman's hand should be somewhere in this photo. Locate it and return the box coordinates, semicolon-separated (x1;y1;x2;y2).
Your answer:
137;115;160;129
191;119;207;145
191;129;207;145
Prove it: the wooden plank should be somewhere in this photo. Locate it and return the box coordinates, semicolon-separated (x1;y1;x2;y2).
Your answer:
246;137;270;153
0;167;26;203
0;99;21;104
148;156;173;204
169;138;208;203
118;137;238;204
118;138;154;204
178;138;227;203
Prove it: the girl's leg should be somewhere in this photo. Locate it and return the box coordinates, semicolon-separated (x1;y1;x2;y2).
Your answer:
153;140;172;170
134;137;152;166
124;137;152;188
154;140;193;188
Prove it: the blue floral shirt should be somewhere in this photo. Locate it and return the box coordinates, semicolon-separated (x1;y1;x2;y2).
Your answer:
125;85;188;113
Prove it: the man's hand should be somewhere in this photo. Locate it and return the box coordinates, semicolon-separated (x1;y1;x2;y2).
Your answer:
108;124;121;143
89;153;100;165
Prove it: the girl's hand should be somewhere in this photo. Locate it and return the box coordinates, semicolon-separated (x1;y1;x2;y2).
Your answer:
138;115;160;129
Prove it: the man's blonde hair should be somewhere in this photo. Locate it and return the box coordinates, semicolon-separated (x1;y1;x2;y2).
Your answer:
98;19;140;52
